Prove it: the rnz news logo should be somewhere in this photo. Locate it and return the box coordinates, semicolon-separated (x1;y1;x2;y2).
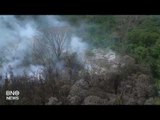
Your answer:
6;90;20;101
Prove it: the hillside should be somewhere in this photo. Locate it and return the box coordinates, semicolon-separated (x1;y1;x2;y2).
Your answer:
0;15;160;105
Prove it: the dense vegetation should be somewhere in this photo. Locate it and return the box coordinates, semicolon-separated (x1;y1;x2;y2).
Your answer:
0;15;160;105
62;15;160;86
62;15;160;104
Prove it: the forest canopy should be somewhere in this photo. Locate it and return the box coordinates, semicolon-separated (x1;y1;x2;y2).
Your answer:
0;15;160;105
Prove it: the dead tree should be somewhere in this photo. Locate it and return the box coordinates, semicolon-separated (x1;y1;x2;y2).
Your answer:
33;27;70;63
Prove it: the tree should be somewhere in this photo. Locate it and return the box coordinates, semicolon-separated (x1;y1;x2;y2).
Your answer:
32;27;72;98
32;27;71;65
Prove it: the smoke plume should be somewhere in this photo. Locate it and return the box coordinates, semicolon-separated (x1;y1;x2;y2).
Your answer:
0;15;89;81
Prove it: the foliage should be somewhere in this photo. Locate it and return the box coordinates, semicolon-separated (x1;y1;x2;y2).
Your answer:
1;15;160;104
63;15;160;104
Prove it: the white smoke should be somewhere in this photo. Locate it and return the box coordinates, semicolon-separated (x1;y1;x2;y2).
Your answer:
0;16;38;79
43;16;67;27
0;15;89;81
69;36;88;61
